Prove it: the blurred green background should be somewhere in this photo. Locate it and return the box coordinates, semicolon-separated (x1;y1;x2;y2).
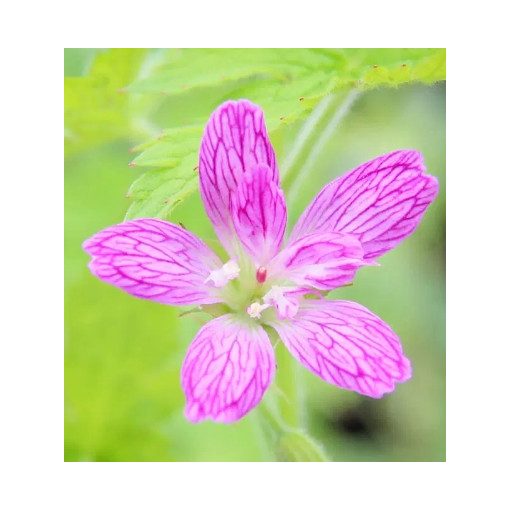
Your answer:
64;49;445;462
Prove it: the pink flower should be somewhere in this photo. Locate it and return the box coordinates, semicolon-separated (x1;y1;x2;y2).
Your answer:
83;100;439;424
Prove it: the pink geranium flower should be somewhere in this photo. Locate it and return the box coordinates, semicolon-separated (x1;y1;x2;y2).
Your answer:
83;100;439;423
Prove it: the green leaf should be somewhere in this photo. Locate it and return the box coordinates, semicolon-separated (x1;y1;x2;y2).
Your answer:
125;154;198;220
127;48;445;99
129;125;202;167
126;48;339;95
357;48;447;88
117;49;446;221
125;124;203;219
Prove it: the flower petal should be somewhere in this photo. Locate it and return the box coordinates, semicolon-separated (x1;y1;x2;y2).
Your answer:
199;100;279;253
181;315;275;423
269;300;411;398
83;218;222;306
231;163;287;264
269;231;368;291
289;150;439;260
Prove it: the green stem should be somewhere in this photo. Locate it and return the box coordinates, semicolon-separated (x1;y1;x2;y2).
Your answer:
280;94;335;182
275;343;303;428
256;397;329;462
285;89;360;204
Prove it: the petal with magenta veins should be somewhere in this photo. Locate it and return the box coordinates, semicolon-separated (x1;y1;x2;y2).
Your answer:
83;218;223;306
181;315;276;423
289;150;439;260
269;300;411;398
231;164;287;265
269;231;369;291
199;100;279;255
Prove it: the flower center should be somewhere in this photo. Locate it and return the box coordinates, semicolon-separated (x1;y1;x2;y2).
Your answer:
245;285;301;321
206;256;302;322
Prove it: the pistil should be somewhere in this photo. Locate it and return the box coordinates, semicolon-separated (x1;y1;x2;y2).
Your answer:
256;266;267;283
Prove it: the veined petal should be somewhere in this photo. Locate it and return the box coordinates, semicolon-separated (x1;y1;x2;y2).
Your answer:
199;100;279;254
289;150;439;260
181;315;275;423
270;300;411;398
83;218;222;306
231;164;287;264
269;232;368;291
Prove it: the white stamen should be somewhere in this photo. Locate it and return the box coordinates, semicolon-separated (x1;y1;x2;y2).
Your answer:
262;285;293;304
247;301;270;319
205;260;240;288
263;285;299;320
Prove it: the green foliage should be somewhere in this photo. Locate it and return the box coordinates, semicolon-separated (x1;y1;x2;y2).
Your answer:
127;48;446;97
277;430;328;461
125;159;198;219
125;126;202;219
64;49;148;154
125;48;445;221
65;48;446;222
127;49;445;125
64;279;182;461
